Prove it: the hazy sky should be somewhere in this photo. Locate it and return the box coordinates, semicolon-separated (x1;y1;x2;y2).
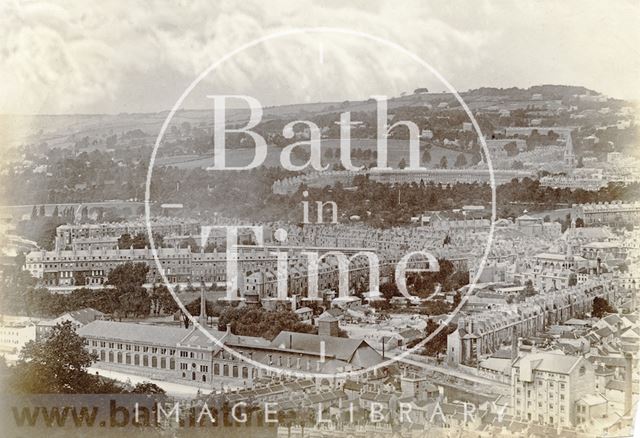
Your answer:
1;0;639;114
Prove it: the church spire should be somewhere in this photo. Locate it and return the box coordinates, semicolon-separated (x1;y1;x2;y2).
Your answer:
564;131;576;168
199;277;207;326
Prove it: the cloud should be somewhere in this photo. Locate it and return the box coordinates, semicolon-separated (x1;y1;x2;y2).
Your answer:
0;0;637;114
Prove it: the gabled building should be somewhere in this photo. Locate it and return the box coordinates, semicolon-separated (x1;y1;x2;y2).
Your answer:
511;352;596;427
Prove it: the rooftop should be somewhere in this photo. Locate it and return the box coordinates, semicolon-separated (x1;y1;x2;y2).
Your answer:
78;320;189;345
513;352;584;375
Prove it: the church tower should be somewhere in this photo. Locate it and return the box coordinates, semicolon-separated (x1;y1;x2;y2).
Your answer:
564;131;576;168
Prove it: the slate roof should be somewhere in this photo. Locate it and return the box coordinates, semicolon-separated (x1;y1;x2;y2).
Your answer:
78;320;189;345
270;331;376;363
512;352;583;374
66;308;105;325
317;311;338;322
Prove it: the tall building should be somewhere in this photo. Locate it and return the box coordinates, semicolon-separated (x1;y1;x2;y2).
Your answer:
511;352;596;427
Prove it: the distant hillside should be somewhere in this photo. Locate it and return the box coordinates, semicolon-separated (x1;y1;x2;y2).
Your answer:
0;84;619;154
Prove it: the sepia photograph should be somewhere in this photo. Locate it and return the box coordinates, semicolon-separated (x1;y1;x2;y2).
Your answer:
0;1;639;437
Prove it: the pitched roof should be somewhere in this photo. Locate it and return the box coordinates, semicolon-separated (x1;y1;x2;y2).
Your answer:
343;380;364;392
78;320;189;345
317;311;338;322
606;380;640;393
270;331;378;365
479;357;512;374
65;308;105;325
398;328;422;340
576;394;607;406
513;352;584;375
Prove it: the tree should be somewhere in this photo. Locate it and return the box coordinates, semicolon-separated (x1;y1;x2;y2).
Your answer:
107;262;149;288
519;279;536;301
575;218;585;228
454;153;467;168
73;271;87;286
31;205;37;220
52;205;59;217
503;142;518;157
11;321;97;393
131;382;166;395
39;205;45;217
182;236;199;251
117;233;149;249
439;156;448;169
118;286;151;318
445;271;469;291
380;282;399;300
420;320;456;357
217;308;316;340
568;273;577;286
422;149;431;164
592;297;616;318
398;158;407;169
152;285;179;315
